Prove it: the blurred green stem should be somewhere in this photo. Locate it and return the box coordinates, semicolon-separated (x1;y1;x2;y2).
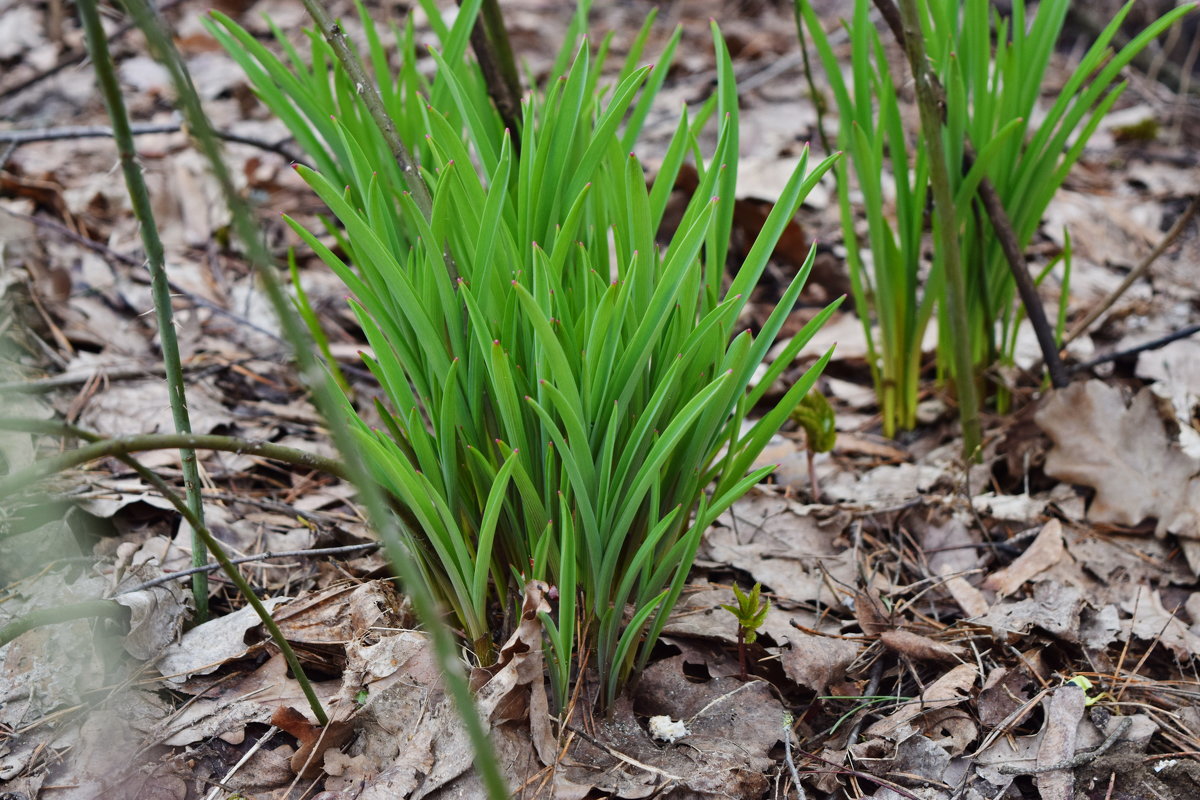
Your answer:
77;0;210;618
0;426;350;496
895;0;981;457
116;1;507;792
0;601;128;648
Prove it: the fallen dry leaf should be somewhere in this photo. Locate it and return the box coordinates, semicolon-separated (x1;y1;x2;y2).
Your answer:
865;662;978;738
1120;584;1200;660
1036;380;1200;542
271;580;410;674
1033;686;1086;800
879;630;967;663
983;519;1066;597
112;562;190;660
978;581;1084;642
157;596;291;683
702;492;854;608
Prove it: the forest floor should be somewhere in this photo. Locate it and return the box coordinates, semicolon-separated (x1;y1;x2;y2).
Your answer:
1;0;1200;798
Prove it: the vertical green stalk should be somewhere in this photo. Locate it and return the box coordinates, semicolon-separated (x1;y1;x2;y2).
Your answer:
896;0;980;457
77;0;210;619
115;1;508;795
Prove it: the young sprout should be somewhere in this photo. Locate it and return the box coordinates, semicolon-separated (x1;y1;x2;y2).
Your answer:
721;582;770;681
790;388;836;503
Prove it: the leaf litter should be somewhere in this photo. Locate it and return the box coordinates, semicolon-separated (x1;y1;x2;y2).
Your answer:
1;0;1199;798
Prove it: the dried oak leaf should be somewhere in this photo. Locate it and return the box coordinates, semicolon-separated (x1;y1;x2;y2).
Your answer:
1035;380;1200;539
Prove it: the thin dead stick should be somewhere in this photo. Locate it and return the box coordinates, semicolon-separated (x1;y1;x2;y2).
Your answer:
299;0;461;283
298;0;432;220
203;726;279;800
1069;322;1200;373
0;0;187;103
1064;194;1200;346
793;747;922;799
117;543;381;594
0;363;169;394
872;0;1069;390
0;206;288;345
457;0;523;143
564;723;686;783
781;714;808;800
0;121;305;164
997;716;1132;774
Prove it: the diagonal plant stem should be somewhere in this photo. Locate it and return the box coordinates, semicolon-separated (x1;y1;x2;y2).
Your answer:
0;424;350;496
894;0;981;457
298;0;433;220
113;1;508;794
459;0;524;142
0;444;331;725
77;0;211;619
107;449;331;725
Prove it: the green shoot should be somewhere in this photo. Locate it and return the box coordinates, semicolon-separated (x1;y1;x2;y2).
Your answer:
790;389;836;502
721;582;770;680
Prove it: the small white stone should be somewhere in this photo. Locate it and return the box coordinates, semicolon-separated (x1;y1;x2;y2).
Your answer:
648;715;689;743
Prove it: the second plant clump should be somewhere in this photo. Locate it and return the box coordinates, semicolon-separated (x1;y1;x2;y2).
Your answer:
209;2;841;709
798;0;1192;438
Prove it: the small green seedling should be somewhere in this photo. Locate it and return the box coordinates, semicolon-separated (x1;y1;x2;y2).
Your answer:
1066;674;1109;707
790;389;836;503
721;582;770;680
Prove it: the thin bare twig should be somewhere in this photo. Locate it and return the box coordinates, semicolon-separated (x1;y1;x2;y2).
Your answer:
997;716;1132;774
298;0;432;219
1064;194;1200;346
0;0;187;103
782;715;808;800
0;121;305;164
1069;322;1200;373
564;723;686;783
117;543;381;594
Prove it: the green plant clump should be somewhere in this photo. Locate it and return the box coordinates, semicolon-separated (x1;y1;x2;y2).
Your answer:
797;0;1191;436
208;1;842;708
